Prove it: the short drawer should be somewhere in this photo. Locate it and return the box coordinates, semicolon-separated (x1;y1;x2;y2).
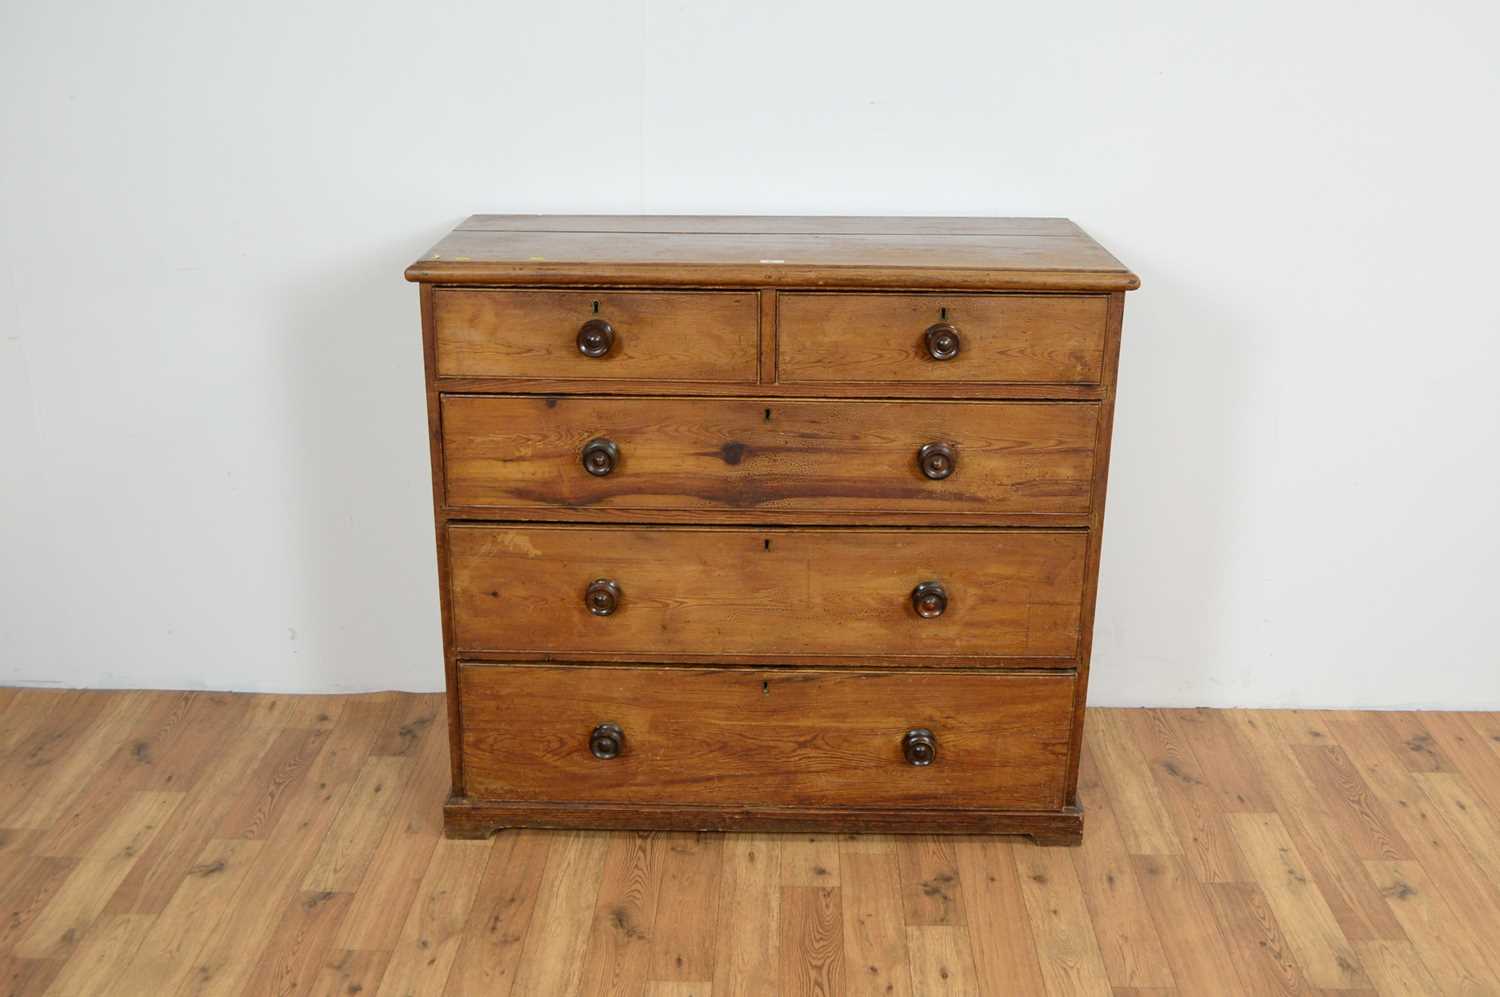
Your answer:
448;525;1087;663
441;395;1098;519
778;292;1109;385
458;663;1075;809
433;288;759;381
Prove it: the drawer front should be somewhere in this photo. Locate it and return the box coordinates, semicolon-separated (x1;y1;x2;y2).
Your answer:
433;289;760;381
778;292;1109;385
442;395;1098;518
449;525;1087;662
459;664;1075;809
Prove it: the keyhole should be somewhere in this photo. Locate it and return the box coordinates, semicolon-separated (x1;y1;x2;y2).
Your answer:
591;300;600;314
940;306;948;320
762;681;770;695
764;408;772;421
763;539;771;551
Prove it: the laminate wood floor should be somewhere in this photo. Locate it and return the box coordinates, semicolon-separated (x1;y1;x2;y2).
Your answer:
2;689;1499;995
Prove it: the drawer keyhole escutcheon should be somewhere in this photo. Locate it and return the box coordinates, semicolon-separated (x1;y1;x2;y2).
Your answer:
590;722;624;759
903;728;937;766
924;322;961;361
585;578;621;616
917;442;957;480
581;437;619;476
912;582;948;619
577;318;615;358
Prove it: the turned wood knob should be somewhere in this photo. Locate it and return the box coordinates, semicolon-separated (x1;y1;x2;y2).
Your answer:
912;582;948;619
590;722;624;759
924;322;961;361
903;728;937;766
581;438;619;476
577;318;615;358
917;442;956;480
585;578;621;616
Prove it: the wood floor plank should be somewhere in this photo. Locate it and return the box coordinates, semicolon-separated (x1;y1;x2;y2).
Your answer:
0;855;75;954
1158;709;1277;812
241;890;354;996
1069;751;1175;990
335;710;449;951
1226;812;1370;990
1;692;1497;997
1013;842;1112;996
0;954;63;996
780;834;840;888
1132;853;1248;995
1370;713;1453;773
904;925;978;996
954;837;1048;995
1085;714;1182;855
1203;882;1309;995
712;834;780;997
1419;712;1500;818
301;754;412;892
838;840;914;997
102;720;277;916
576;831;667;997
1323;710;1500;945
1353;939;1444;996
1291;745;1412;861
173;695;396;996
375;838;492;997
779;887;845;997
1364;859;1500;991
895;836;964;926
13;790;181;960
508;831;611;995
0;692;123;830
310;949;392;997
38;912;152;996
443;830;551;996
33;692;196;856
213;726;331;841
648;832;724;983
1226;711;1405;943
1123;710;1248;883
108;838;264;996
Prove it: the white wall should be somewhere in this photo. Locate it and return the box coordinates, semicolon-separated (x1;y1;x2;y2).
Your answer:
2;1;1497;707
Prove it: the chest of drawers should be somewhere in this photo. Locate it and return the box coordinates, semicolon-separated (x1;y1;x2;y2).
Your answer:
406;215;1138;845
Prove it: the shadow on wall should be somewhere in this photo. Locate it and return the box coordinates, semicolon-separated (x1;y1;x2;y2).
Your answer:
1090;264;1251;707
276;227;451;693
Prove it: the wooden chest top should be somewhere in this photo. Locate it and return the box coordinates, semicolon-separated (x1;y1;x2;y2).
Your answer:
407;215;1139;291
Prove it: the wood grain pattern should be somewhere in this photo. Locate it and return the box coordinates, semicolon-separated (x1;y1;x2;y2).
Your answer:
407;219;1139;291
458;664;1074;810
448;525;1088;663
442;395;1099;520
778;293;1110;386
433;288;759;381
1;692;1499;993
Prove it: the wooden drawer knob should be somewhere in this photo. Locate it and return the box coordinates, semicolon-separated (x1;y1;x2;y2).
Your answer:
917;442;956;480
912;582;948;619
585;578;621;616
590;722;624;759
582;438;619;476
924;322;961;361
903;727;937;765
577;318;615;358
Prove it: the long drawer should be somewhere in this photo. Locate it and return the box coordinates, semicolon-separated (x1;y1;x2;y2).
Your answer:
448;525;1088;664
778;292;1109;385
433;288;760;381
441;395;1098;519
458;663;1076;809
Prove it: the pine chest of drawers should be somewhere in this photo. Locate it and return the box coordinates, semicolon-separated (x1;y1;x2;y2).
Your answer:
406;215;1138;845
